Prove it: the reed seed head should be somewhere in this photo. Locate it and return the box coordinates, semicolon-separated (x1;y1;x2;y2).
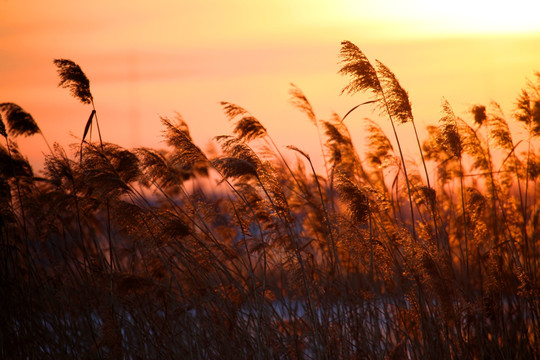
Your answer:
375;60;413;124
220;102;267;142
339;41;382;96
471;105;486;126
289;84;316;125
54;59;93;104
0;102;40;137
335;174;370;224
440;99;462;158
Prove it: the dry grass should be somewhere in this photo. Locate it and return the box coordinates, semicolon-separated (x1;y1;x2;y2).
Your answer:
1;42;539;359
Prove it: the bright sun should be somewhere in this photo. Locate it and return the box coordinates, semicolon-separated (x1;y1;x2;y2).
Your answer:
337;0;540;37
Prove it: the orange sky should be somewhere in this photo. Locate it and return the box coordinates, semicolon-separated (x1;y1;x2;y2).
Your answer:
2;0;540;170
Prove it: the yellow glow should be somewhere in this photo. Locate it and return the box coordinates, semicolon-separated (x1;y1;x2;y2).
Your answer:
1;0;540;170
334;0;540;37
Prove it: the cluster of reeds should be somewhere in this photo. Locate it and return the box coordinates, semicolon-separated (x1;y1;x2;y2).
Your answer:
1;42;538;359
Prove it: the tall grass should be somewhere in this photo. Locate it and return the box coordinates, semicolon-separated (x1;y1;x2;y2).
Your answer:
1;43;539;359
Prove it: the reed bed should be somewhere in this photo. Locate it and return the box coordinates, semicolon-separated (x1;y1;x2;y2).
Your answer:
1;41;539;359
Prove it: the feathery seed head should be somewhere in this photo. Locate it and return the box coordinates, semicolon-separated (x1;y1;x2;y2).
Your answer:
365;118;395;168
466;187;486;218
457;116;490;172
233;116;267;142
323;120;351;147
322;117;365;178
216;136;262;171
171;112;193;140
487;103;514;151
212;157;258;180
422;125;444;161
375;60;413;124
44;144;76;188
220;101;249;120
471;105;487;126
515;85;540;136
54;59;93;104
0;102;40;137
515;90;531;124
78;142;140;198
440;123;462;158
136;147;188;190
335;174;370;224
440;99;462;158
220;102;267;142
161;117;209;176
338;41;382;96
286;145;311;161
289;84;316;125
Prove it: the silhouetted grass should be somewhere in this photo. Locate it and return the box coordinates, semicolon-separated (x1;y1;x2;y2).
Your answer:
1;43;539;359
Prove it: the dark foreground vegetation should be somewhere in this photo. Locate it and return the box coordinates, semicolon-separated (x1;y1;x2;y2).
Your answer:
1;41;539;359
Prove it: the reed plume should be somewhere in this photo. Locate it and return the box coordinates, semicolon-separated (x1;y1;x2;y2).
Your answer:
515;90;540;137
457;117;490;173
217;134;292;226
335;174;369;224
212;157;258;181
3;41;539;360
322;116;367;181
439;99;469;272
338;43;415;127
486;103;513;152
136;147;187;191
221;101;249;119
289;84;316;125
43;143;77;189
486;103;522;194
338;41;381;96
161;116;209;176
79;142;138;199
221;102;268;142
0;103;40;137
339;41;420;240
216;136;263;172
374;60;413;124
471;105;487;126
365;118;396;169
440;99;462;159
54;59;93;104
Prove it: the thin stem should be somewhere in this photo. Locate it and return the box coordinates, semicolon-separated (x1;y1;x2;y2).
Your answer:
458;156;469;284
380;90;417;241
411;119;441;244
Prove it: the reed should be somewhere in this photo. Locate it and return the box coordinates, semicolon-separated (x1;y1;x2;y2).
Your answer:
1;43;538;359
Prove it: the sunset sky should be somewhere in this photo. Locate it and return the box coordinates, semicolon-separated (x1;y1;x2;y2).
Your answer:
2;0;540;169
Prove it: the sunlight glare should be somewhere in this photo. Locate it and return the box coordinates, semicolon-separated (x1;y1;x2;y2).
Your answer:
337;0;540;37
